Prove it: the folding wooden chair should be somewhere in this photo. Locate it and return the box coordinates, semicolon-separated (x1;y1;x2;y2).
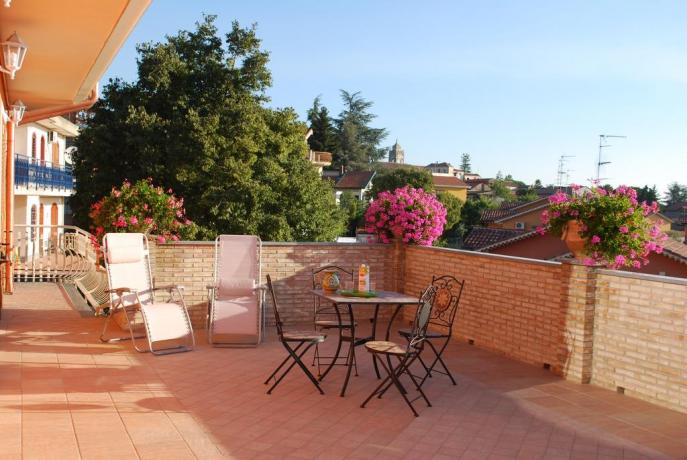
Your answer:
264;275;326;395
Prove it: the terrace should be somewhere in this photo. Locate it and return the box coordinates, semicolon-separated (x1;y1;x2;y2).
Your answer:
1;241;686;459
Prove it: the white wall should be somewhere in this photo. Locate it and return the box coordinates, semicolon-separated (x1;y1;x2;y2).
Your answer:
14;123;66;165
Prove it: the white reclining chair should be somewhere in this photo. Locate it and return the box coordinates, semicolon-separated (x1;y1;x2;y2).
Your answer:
100;233;195;355
207;235;264;346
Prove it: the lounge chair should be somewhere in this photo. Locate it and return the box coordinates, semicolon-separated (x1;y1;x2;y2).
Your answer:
100;233;195;355
207;235;264;346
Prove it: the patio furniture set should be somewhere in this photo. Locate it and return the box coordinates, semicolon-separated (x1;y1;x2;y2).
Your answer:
98;233;464;416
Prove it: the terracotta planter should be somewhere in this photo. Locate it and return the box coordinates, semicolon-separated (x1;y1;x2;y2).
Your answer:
561;220;587;259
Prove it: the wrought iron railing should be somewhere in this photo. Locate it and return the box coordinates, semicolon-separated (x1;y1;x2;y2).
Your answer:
14;154;73;191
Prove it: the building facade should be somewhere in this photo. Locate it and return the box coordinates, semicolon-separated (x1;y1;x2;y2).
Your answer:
388;141;405;164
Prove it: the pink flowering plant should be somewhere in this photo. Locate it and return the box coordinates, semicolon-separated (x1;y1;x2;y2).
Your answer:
364;186;447;245
539;185;666;269
89;179;197;244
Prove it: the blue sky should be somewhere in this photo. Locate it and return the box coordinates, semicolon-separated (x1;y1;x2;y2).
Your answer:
103;1;687;196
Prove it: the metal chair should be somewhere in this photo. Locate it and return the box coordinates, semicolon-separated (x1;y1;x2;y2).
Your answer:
399;275;464;386
264;275;326;395
311;265;356;379
361;286;437;417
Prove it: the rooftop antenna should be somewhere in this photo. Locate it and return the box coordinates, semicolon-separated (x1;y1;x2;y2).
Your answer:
596;134;626;183
556;155;575;188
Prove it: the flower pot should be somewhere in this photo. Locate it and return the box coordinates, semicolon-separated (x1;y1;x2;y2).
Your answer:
321;270;340;293
561;220;587;259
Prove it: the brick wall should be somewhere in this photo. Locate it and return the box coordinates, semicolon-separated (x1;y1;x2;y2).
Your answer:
592;271;687;413
404;246;574;376
149;241;394;328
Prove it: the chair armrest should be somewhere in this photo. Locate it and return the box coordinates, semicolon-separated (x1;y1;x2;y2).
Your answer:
105;287;133;296
153;284;185;292
206;283;218;290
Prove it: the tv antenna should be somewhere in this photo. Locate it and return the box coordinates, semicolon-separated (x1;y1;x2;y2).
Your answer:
596;134;626;183
556;155;575;188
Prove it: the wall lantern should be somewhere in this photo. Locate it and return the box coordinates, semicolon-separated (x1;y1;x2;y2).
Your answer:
10;100;25;124
3;0;11;8
1;32;28;79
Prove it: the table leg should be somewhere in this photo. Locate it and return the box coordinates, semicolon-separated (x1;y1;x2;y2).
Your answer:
318;303;344;381
340;303;356;397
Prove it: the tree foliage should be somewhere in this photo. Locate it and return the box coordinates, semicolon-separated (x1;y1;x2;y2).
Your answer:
663;182;687;206
368;168;434;199
307;91;387;172
633;185;658;204
460;153;471;173
339;191;365;237
72;16;343;241
437;192;463;231
306;96;337;153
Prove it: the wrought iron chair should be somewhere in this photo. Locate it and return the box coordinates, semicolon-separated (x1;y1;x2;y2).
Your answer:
361;286;437;417
399;275;464;386
311;265;356;379
264;275;326;395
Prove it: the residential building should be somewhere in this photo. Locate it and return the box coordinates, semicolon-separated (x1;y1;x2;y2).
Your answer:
388;140;404;164
333;170;375;202
663;201;687;230
13;116;78;255
479;230;687;278
431;175;468;201
481;198;549;231
425;161;455;176
0;0;151;291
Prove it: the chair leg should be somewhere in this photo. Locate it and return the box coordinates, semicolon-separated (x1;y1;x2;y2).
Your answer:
318;326;345;381
361;354;420;417
420;339;456;386
267;342;323;395
399;355;432;407
265;342;304;384
361;355;392;408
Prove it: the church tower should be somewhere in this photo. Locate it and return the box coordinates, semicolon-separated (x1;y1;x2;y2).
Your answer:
388;140;405;164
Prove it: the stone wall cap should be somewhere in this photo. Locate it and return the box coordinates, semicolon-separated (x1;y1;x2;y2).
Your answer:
596;269;687;286
407;245;563;267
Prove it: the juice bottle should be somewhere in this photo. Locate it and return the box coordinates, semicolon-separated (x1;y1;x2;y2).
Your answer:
358;264;370;292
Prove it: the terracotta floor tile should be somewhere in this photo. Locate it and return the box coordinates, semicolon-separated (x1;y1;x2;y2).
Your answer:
1;284;687;460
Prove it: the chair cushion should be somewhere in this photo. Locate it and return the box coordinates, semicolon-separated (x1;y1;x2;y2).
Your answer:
365;340;406;355
283;331;326;342
398;328;447;339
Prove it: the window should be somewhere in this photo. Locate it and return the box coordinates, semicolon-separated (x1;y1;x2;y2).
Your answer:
30;205;37;240
31;133;36;160
515;222;525;230
40;136;46;163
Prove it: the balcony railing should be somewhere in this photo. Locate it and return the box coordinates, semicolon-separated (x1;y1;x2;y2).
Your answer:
14;154;73;191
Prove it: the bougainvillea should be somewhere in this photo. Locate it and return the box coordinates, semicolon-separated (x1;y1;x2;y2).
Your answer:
539;185;666;269
364;186;447;245
89;179;196;244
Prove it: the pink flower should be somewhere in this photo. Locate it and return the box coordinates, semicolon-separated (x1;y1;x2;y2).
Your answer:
535;226;546;236
619;226;629;234
144;217;154;225
115;216;127;228
591;235;601;244
583;258;595;266
156;236;166;244
615;255;626;266
129;216;139;225
632;260;641;269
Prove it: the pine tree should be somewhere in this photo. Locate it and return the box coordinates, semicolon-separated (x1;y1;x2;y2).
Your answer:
306;96;337;152
460;153;472;173
333;90;387;171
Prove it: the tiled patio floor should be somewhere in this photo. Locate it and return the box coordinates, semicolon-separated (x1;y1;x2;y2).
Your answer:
1;284;686;460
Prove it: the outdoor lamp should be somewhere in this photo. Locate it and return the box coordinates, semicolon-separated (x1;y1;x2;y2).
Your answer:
1;32;28;79
3;0;11;7
10;100;25;124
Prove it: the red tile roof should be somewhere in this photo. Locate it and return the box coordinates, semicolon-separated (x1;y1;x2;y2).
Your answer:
334;170;375;189
462;227;525;251
432;176;468;188
662;238;687;264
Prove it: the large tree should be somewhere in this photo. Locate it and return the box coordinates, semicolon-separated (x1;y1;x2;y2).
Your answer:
663;182;687;206
633;185;659;203
306;96;337;153
460;153;472;173
72;16;343;241
333;90;387;171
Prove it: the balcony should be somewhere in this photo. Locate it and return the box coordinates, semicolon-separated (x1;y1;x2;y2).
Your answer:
1;241;686;458
14;154;74;194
